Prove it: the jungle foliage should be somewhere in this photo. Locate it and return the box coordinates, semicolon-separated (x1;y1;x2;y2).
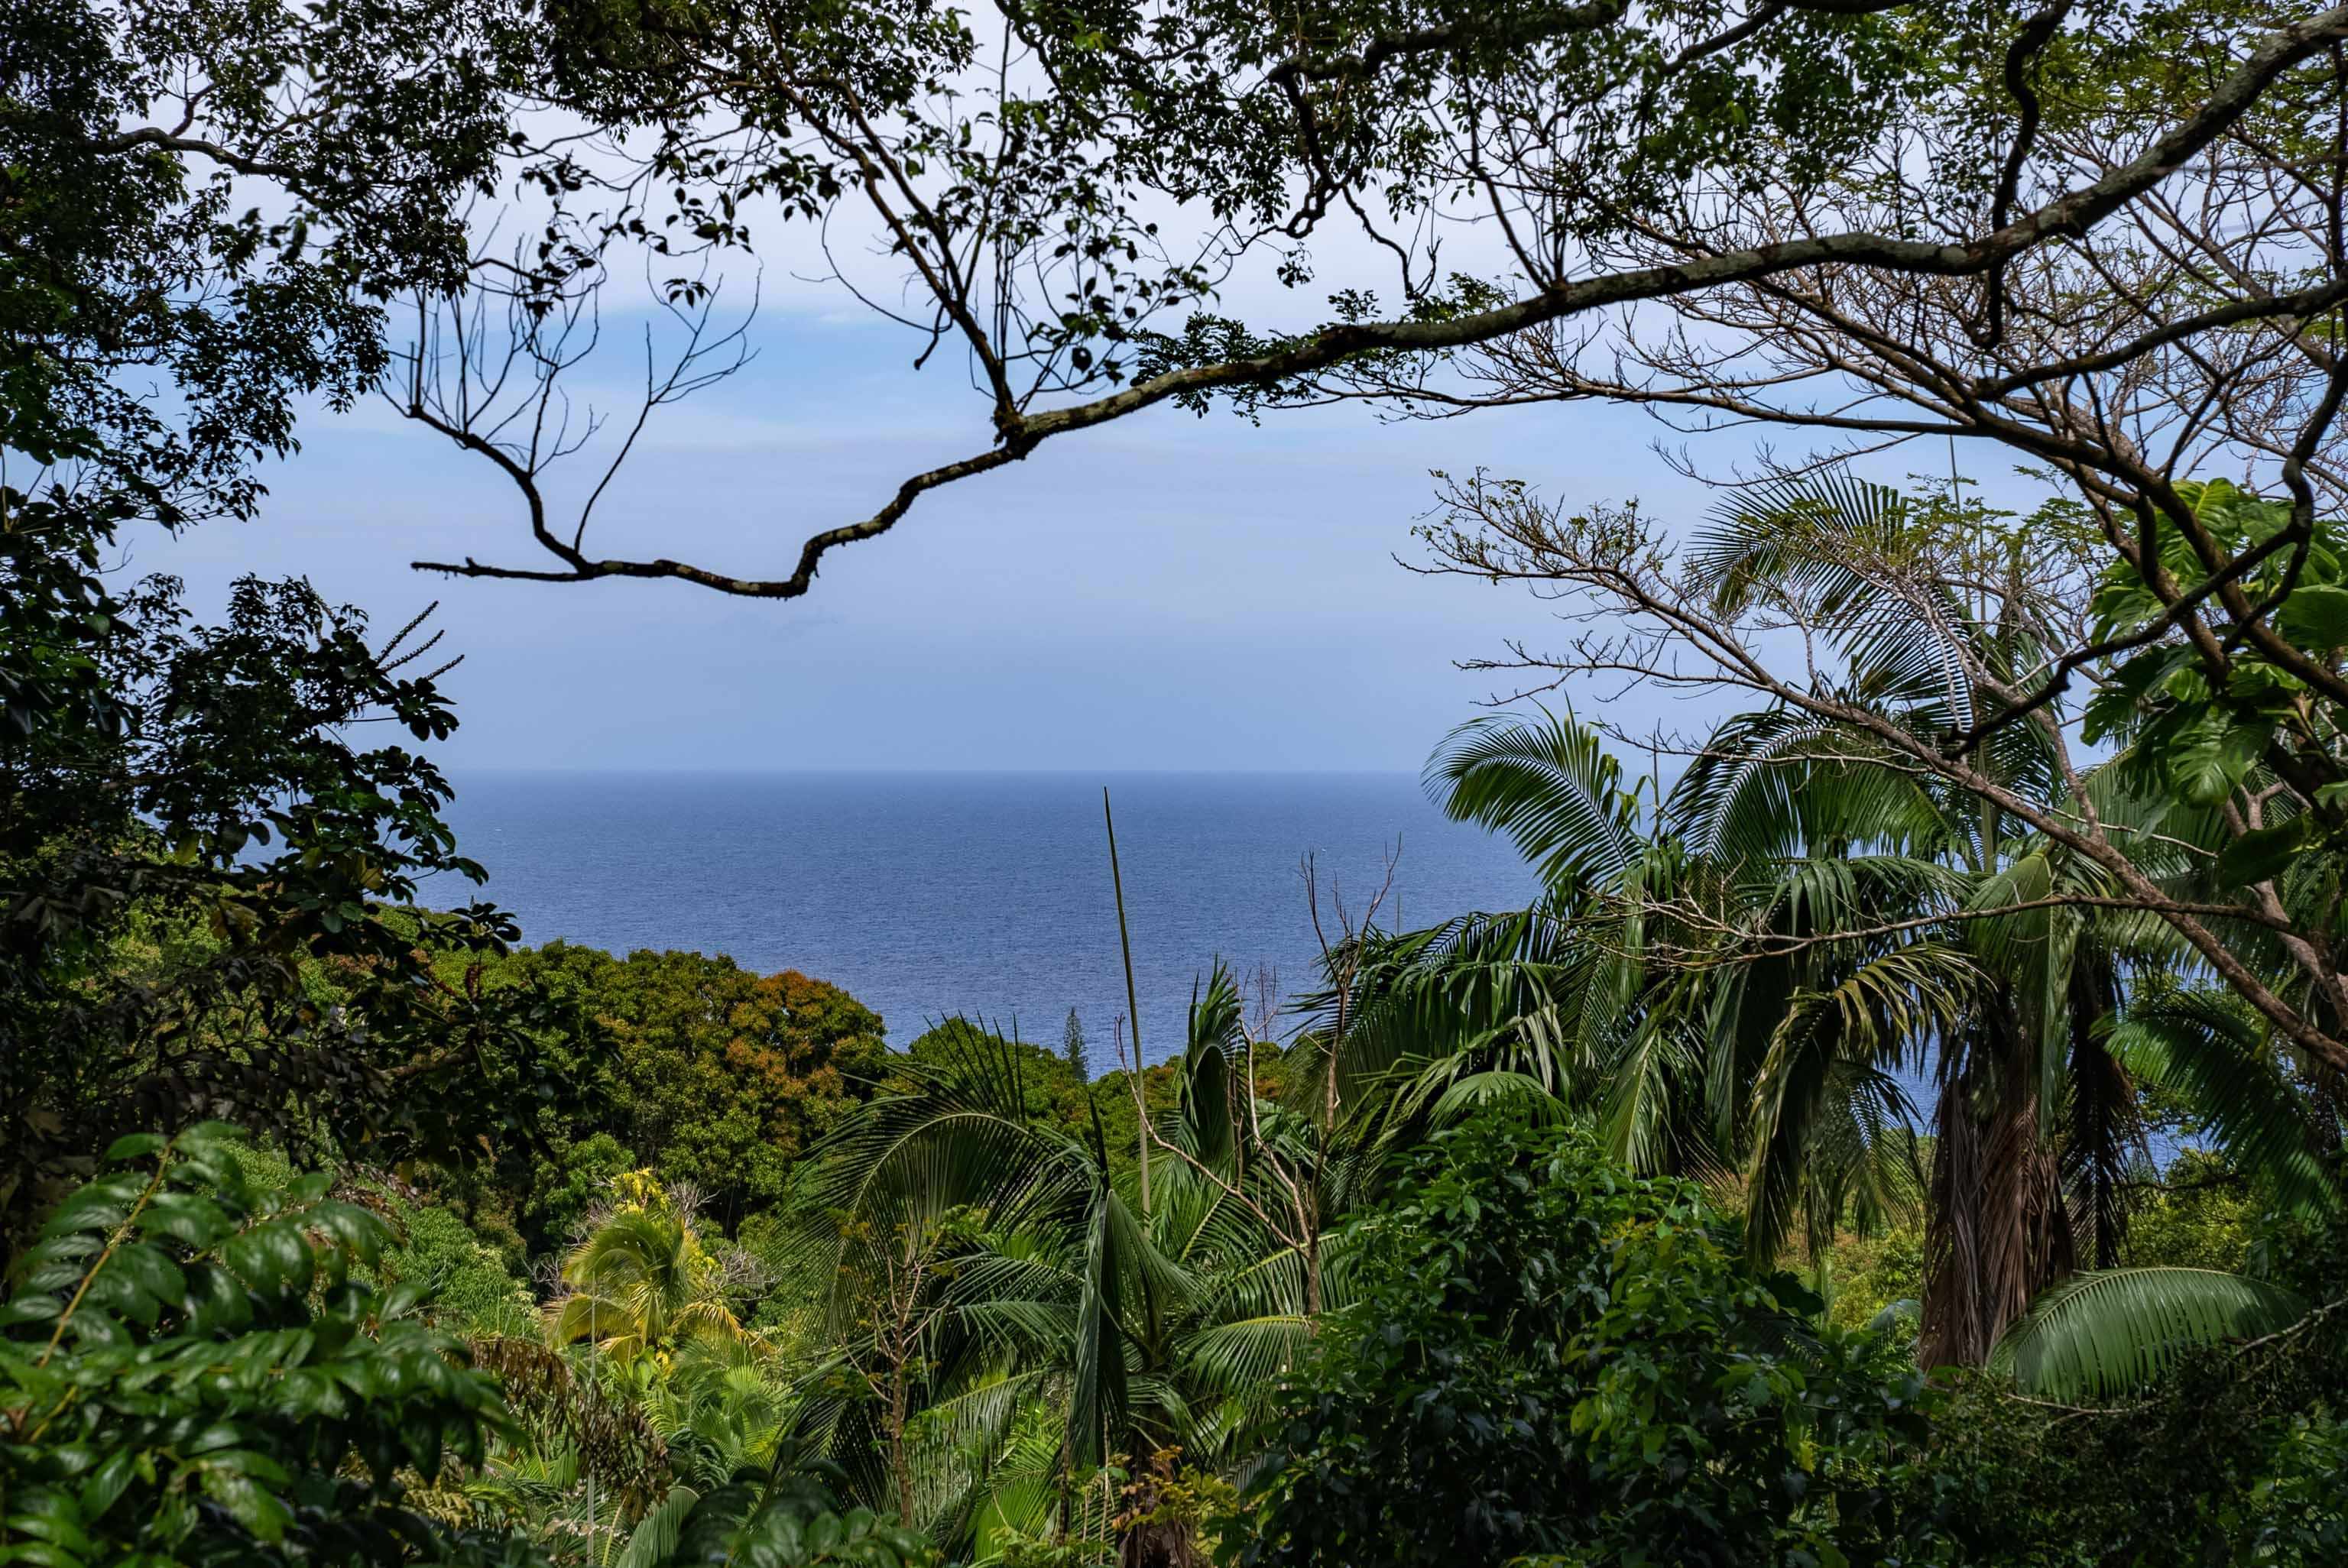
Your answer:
9;0;2348;1563
1237;1117;1930;1568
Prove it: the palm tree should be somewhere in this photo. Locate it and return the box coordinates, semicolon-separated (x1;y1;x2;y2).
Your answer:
477;1179;810;1563
777;993;1338;1562
549;1178;757;1362
1349;474;2342;1364
1336;706;1953;1310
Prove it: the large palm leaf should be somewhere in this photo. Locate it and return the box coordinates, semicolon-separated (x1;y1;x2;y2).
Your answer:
1990;1267;2314;1402
2106;988;2339;1217
1426;708;1646;896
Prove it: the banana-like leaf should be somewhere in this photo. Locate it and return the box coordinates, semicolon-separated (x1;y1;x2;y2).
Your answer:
1990;1267;2311;1402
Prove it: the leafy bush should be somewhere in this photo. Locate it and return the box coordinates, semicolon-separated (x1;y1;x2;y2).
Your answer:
1892;1353;2347;1568
1875;1151;2346;1565
382;1206;538;1340
2122;1150;2260;1273
641;1479;936;1566
531;1132;641;1249
450;946;891;1240
0;1125;533;1567
1817;1223;1926;1333
1233;1113;1930;1567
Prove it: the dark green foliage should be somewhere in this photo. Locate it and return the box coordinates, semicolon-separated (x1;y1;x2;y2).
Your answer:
1237;1112;1930;1567
0;1124;535;1567
0;0;520;555
447;945;890;1239
0;569;560;1256
2085;481;2348;813
904;1019;1094;1128
2;0;529;779
1883;1170;2348;1566
533;1133;643;1249
379;1205;538;1341
1896;1353;2348;1567
1;0;556;1256
893;1016;1185;1185
656;1479;936;1566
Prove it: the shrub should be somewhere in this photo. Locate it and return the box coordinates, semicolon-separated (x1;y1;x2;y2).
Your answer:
0;1125;534;1567
1895;1348;2348;1566
1234;1112;1930;1568
652;1478;936;1566
382;1205;537;1340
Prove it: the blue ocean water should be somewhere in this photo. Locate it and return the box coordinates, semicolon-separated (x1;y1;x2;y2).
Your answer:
435;772;1541;1063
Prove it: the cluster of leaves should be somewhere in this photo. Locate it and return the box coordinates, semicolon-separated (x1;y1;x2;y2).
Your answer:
1234;1111;1932;1567
2;0;533;776
0;0;527;549
430;945;895;1244
1;0;572;1259
639;1476;937;1567
0;570;562;1257
2084;479;2348;876
1892;1335;2348;1566
900;1018;1181;1167
0;1126;965;1568
0;1124;532;1567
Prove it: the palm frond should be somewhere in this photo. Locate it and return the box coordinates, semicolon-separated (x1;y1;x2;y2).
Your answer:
2109;990;2338;1216
1425;710;1646;896
1745;944;1972;1262
1425;1069;1570;1128
1991;1267;2312;1402
615;1485;699;1568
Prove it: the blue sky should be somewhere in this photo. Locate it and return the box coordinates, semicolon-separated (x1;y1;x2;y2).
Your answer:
138;301;1729;773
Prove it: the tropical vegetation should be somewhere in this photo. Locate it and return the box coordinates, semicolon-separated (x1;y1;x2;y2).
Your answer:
11;0;2348;1561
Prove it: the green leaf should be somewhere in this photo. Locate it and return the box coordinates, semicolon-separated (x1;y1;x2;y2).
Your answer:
2167;715;2270;806
0;1542;88;1568
1426;1071;1569;1127
223;1220;313;1295
46;1186;135;1236
616;1485;700;1568
202;1449;290;1486
2213;818;2308;889
183;1262;252;1335
77;1450;137;1523
198;1467;292;1543
2083;646;2187;744
306;1202;387;1263
2278;583;2348;651
1991;1268;2311;1402
139;1191;228;1249
1428;710;1646;895
6;1489;90;1540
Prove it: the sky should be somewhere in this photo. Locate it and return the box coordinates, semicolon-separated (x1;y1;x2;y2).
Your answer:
135;286;1741;774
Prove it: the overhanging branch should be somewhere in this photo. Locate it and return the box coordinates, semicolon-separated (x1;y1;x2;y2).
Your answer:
417;4;2348;599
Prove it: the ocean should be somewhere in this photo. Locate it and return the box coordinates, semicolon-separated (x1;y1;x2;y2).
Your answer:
436;771;1541;1063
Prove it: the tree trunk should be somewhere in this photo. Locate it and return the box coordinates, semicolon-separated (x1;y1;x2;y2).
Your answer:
887;1362;914;1524
1920;1004;2073;1366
